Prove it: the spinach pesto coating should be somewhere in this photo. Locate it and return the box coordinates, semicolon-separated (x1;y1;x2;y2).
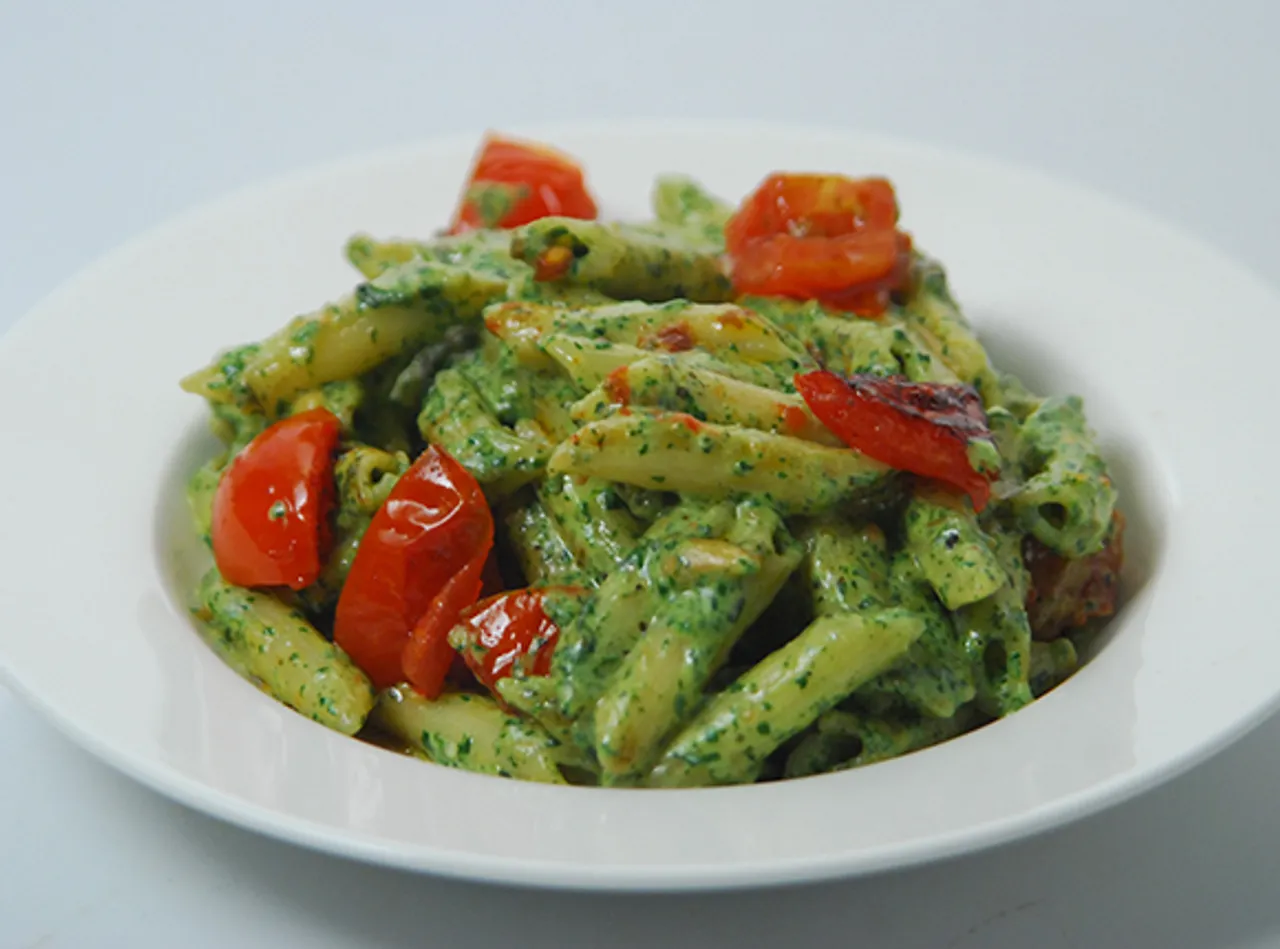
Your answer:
568;355;838;445
484;298;815;390
544;499;739;717
784;706;976;777
372;688;568;784
798;519;891;617
537;474;643;581
501;494;591;587
953;523;1035;717
548;410;891;516
740;295;903;379
648;608;926;787
650;174;733;246
801;522;976;720
1011;395;1118;557
860;551;977;718
590;500;803;784
417;367;552;497
194;570;374;735
182;256;508;411
902;488;1005;610
510;217;733;303
900;254;1002;404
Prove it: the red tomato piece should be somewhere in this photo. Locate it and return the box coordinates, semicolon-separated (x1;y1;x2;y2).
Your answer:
652;321;696;352
333;445;493;690
453;587;585;696
725;172;912;314
401;546;490;698
449;134;598;234
211;408;341;591
795;370;997;510
729;229;902;300
812;231;915;316
724;173;899;255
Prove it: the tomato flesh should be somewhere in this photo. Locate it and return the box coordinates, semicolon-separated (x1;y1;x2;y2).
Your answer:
730;229;902;298
725;173;898;254
401;548;489;698
449;134;598;234
454;587;584;695
333;445;493;692
795;370;996;510
211;408;341;591
725;172;911;316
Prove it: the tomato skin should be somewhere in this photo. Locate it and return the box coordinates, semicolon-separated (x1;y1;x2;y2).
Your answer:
725;172;910;315
724;173;898;254
810;230;914;316
332;446;493;690
401;548;489;698
453;587;584;695
729;229;901;298
449;134;598;234
211;408;341;591
795;370;996;510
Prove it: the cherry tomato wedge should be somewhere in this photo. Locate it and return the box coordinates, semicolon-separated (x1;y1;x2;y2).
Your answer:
453;587;584;696
211;408;341;591
729;229;902;299
725;172;911;316
401;547;489;698
333;445;493;692
724;173;898;255
806;231;914;316
795;370;997;510
449;134;598;234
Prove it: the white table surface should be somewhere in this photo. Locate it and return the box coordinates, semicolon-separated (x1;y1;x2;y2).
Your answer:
3;2;1279;946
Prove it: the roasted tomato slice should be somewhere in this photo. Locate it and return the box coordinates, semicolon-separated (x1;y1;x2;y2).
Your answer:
724;173;898;254
451;587;585;696
211;408;341;591
332;445;493;693
795;369;997;510
400;547;490;698
729;229;903;304
725;172;911;316
449;134;598;234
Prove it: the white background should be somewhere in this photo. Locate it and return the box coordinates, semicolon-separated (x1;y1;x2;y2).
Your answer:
2;2;1279;946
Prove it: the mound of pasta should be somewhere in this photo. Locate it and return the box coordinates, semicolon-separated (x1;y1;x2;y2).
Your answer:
181;133;1123;787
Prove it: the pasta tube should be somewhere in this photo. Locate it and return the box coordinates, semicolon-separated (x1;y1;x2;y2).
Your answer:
648;608;925;787
182;257;508;409
548;411;890;516
1012;395;1119;557
194;570;374;736
372;687;566;784
902;487;1005;610
591;501;802;783
510;218;732;302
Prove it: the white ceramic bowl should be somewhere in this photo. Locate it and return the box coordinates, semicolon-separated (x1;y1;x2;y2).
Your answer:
1;122;1277;891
